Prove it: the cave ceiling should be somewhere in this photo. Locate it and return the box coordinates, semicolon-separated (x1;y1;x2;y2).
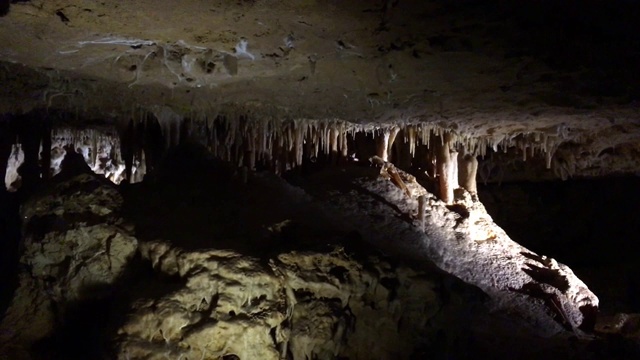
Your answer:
1;0;639;177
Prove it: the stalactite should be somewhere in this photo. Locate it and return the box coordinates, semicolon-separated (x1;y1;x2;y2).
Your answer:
144;115;164;174
329;124;339;164
458;149;478;195
435;132;457;204
407;126;416;157
391;130;409;169
240;166;249;184
152;106;184;151
376;129;391;162
133;118;145;175
295;122;304;167
376;126;400;161
90;130;99;169
60;110;566;185
0;104;582;189
339;125;348;160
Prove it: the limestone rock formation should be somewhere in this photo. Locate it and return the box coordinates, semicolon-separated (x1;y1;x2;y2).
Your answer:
0;171;138;356
321;162;599;336
0;0;639;358
117;241;443;360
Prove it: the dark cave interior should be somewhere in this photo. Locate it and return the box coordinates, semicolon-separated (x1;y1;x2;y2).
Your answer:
1;123;640;358
1;0;640;358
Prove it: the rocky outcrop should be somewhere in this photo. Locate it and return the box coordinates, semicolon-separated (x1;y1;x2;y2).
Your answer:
0;171;138;356
2;159;478;360
320;163;599;337
116;240;446;360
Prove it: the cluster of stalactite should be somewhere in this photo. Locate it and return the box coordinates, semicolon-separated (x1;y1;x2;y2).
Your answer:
2;108;568;203
1;113;133;190
1;111;52;193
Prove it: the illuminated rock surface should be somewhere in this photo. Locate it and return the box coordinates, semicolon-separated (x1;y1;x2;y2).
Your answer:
0;168;137;357
118;242;442;360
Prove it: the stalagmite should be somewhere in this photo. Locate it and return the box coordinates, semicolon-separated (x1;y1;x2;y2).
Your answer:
435;132;457;204
449;147;459;192
458;149;478;195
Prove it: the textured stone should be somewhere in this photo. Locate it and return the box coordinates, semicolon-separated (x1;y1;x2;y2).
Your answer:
116;241;441;360
330;163;600;336
0;172;137;353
